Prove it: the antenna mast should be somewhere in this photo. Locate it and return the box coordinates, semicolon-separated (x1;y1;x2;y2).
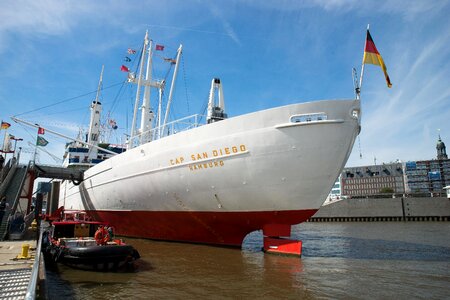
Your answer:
161;44;183;137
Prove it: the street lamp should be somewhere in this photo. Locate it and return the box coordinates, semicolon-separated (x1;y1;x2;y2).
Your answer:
11;137;23;160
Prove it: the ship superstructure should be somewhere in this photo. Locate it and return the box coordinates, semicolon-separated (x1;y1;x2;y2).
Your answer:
62;66;125;170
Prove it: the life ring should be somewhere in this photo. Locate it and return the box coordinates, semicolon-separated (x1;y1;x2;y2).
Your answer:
94;226;110;245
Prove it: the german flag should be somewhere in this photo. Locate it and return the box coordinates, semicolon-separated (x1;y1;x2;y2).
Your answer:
1;121;11;129
363;30;392;88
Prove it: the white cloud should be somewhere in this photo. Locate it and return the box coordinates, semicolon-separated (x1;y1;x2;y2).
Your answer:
0;1;74;35
376;1;448;21
310;0;359;11
241;0;448;20
0;1;92;53
204;2;241;45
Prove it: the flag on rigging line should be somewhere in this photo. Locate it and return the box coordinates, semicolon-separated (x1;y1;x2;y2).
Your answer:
38;127;45;135
155;44;164;51
163;58;176;64
1;121;10;129
120;65;130;72
124;56;131;62
36;136;49;147
127;48;136;54
363;30;392;88
109;119;118;130
10;136;23;141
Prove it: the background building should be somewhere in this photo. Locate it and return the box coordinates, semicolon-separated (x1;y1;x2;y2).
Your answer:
341;162;405;197
337;135;449;198
404;135;450;194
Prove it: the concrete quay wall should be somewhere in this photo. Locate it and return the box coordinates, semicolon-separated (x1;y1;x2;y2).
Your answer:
310;197;450;222
403;197;450;217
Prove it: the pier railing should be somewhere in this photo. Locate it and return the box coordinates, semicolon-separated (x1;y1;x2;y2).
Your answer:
25;225;45;300
340;192;447;199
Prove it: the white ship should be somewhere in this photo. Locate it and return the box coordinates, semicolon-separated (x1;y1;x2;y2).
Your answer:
57;32;361;247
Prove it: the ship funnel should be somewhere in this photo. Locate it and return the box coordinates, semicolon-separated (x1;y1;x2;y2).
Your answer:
207;78;227;124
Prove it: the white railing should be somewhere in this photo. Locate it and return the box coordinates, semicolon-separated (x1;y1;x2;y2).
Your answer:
129;114;207;148
25;226;44;300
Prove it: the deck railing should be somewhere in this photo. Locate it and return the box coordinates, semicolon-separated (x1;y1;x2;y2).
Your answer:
128;114;207;148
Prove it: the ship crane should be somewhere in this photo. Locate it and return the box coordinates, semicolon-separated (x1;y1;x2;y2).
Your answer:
207;78;227;124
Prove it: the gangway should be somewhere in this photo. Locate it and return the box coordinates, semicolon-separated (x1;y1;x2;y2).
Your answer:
0;162;29;240
0;159;84;240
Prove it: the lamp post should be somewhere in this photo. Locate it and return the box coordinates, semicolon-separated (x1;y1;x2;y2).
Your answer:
11;137;23;160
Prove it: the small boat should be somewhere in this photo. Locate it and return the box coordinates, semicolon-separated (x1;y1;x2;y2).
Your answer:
42;208;140;271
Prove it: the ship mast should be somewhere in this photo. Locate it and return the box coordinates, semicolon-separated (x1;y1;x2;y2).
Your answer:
129;31;149;149
128;31;181;147
139;38;154;145
87;65;104;146
161;44;182;137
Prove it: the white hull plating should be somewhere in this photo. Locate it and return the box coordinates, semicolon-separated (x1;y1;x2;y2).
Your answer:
61;99;360;216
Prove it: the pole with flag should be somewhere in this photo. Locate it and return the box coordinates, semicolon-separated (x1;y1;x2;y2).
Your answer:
1;121;11;130
11;136;23;158
358;24;392;97
34;127;49;163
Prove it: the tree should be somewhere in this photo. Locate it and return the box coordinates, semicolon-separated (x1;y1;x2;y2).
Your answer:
380;187;394;194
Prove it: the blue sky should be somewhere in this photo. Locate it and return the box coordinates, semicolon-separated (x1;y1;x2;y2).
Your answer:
0;0;449;167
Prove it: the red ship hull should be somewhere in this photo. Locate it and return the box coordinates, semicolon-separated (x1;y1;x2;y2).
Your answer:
88;209;318;247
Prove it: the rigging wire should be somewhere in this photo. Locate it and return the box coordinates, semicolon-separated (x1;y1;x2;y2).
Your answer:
152;50;177;130
15;122;63;164
181;55;190;116
108;80;128;115
358;135;363;159
91;47;140;142
109;45;141;115
13;82;124;117
199;93;210;124
36;106;92;116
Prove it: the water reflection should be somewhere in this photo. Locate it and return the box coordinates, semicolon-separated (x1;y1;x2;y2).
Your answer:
46;222;450;299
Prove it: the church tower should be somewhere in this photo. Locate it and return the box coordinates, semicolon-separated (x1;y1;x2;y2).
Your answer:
437;134;448;160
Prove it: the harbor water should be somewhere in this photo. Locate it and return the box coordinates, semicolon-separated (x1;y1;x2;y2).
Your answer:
46;222;450;299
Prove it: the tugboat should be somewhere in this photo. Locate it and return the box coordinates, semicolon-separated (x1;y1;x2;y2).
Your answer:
42;208;140;271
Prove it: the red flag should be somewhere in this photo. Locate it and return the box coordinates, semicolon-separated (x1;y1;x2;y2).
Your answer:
120;65;130;72
127;48;136;54
38;127;45;135
155;44;164;51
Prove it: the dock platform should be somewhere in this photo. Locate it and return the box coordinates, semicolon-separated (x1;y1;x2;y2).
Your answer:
0;240;37;299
